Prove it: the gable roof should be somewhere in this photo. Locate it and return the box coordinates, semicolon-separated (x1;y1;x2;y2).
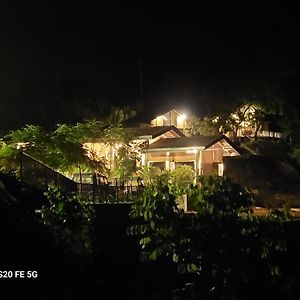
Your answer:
151;108;182;118
126;126;185;139
143;134;241;154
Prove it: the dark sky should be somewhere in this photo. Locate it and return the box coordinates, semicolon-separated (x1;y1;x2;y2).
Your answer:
0;1;299;130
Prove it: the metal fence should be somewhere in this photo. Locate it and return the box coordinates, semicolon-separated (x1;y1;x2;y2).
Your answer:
20;152;144;202
20;152;77;194
77;180;144;203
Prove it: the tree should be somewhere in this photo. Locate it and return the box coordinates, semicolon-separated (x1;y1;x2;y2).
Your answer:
215;104;253;140
188;117;219;136
213;103;280;141
247;105;266;139
129;175;288;299
291;145;300;166
112;143;139;182
0;110;140;183
0;123;103;174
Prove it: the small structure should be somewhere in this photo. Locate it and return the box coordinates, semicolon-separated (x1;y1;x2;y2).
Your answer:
150;109;189;130
224;104;282;139
142;135;240;176
231;119;282;139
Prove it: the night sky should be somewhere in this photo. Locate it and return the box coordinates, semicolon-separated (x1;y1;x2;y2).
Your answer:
0;1;299;131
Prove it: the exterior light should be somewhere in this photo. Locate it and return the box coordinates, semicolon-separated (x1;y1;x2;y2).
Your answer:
177;113;187;128
177;113;186;122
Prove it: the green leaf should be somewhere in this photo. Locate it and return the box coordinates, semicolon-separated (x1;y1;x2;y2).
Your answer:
57;201;65;213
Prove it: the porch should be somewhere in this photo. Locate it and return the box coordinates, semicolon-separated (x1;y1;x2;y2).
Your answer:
142;148;224;176
142;135;240;176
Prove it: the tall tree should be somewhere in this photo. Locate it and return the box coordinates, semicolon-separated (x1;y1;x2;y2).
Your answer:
188;116;219;136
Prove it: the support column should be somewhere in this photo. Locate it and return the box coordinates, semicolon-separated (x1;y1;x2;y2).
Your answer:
198;150;203;176
165;152;170;170
143;153;151;168
193;151;198;184
141;153;146;167
170;160;175;171
218;163;224;176
194;152;198;174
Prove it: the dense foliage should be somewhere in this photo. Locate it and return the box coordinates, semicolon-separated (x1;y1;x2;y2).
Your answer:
36;185;95;258
188;117;219;136
188;103;281;141
0;114;138;181
0;122;103;173
129;175;288;299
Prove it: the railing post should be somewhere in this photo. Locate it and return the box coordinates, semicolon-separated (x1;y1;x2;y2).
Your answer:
19;150;23;182
78;164;83;196
92;172;96;203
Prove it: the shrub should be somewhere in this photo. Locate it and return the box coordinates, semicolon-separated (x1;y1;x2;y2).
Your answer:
36;185;95;259
129;175;288;299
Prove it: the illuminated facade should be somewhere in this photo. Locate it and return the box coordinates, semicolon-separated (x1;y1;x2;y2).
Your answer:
150;109;189;130
83;126;185;173
142;135;240;176
83;120;240;181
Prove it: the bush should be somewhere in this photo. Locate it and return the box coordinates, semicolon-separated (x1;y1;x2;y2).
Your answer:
129;175;288;299
36;185;95;259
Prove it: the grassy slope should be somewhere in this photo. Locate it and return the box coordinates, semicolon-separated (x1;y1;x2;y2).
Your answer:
224;155;300;208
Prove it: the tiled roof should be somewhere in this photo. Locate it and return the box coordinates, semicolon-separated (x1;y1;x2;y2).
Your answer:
144;135;240;153
146;136;217;149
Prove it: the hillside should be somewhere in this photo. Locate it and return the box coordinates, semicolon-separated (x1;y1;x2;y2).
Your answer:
0;173;178;299
224;155;300;208
0;174;97;299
